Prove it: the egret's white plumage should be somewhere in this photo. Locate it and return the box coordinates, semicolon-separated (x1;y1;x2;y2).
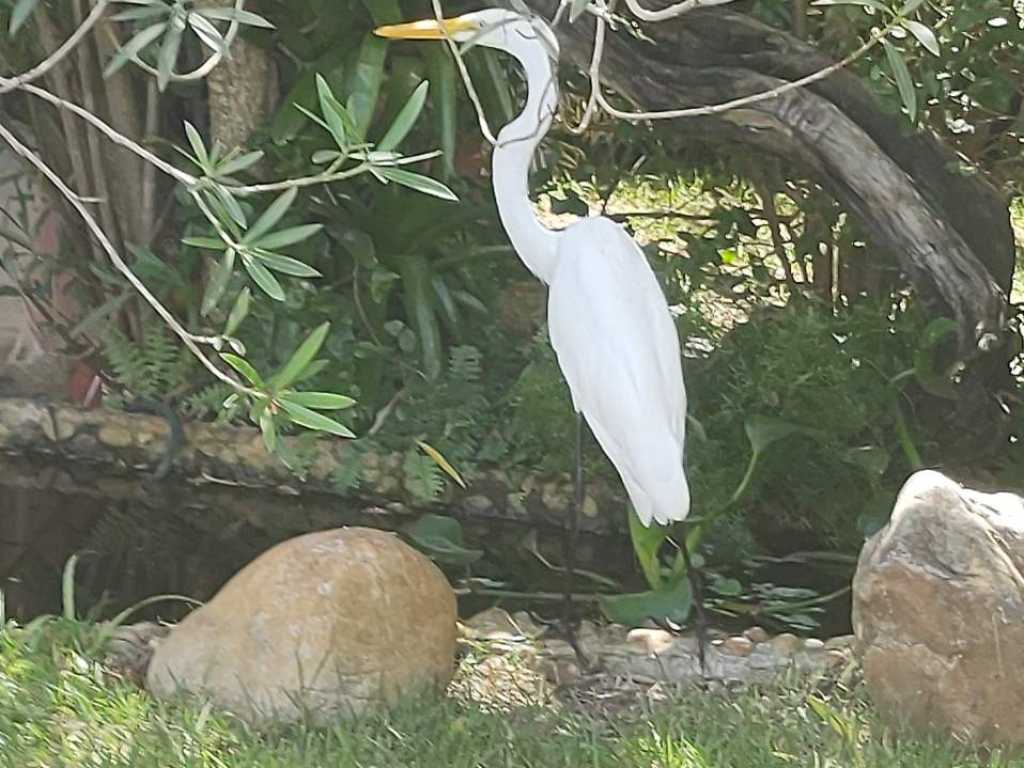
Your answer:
376;8;690;526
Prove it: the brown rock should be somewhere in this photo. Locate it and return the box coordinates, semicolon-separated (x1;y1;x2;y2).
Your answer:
146;527;457;726
743;626;769;643
769;633;802;656
626;628;674;655
722;636;754;657
853;471;1024;747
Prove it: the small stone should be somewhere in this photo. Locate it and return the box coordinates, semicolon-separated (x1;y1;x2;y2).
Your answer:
722;636;754;657
581;496;599;518
98;424;133;448
462;495;493;514
824;649;849;669
803;638;825;651
770;633;802;656
626;628;674;655
541;658;580;686
743;627;769;643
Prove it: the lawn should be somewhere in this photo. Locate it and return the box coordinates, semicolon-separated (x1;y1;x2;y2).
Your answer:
0;617;1018;768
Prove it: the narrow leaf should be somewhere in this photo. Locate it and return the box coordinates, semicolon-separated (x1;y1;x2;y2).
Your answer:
187;11;224;53
201;247;236;315
252;250;322;277
156;18;185;91
417;440;466;488
902;19;939;56
183;121;209;169
243;256;285;300
112;5;168;22
278;399;356;437
104;22;167;77
272;321;330;390
378;80;429;151
243;187;297;244
883;40;917;122
220;352;264;386
259;408;278;452
182;235;228;250
376;168;458;201
224;286;251;336
316;73;351;149
251;223;323;251
215;150;264;177
195;7;274;27
281;391;356;410
9;0;41;36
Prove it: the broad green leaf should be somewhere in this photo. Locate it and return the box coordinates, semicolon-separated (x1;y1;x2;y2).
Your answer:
370;268;399;302
251;223;323;251
243;256;285;300
220;352;263;386
252;250;321;277
376;168;458;201
378;80;429;151
10;0;41;36
281;391;356;410
346;33;388;141
278;399;356;437
272;321;330;390
598;578;693;626
214;150;264;177
400;254;442;380
224;286;250;336
403;514;483;566
417;440;466;488
181;235;227;250
883;40;917;122
156;15;185;91
744;414;808;455
243;187;297;245
842;445;890;478
912;316;957;398
104;22;167;77
901;19;939;56
201;247;235;316
629;511;670;589
195;7;273;28
292;359;330;384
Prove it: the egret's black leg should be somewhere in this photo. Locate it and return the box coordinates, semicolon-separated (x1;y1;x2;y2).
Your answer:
679;522;708;678
561;411;589;668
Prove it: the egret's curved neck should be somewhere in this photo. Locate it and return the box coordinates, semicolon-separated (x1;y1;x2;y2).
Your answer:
491;28;560;284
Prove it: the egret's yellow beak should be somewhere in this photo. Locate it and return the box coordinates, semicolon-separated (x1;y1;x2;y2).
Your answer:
374;17;477;39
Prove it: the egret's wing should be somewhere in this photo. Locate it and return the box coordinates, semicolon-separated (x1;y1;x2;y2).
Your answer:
547;218;689;524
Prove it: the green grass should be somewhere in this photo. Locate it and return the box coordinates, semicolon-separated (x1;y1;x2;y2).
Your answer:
0;618;1019;768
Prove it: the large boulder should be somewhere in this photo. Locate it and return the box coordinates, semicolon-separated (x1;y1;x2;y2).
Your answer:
853;470;1024;745
147;527;457;725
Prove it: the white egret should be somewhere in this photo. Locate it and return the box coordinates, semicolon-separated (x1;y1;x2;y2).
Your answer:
376;8;702;656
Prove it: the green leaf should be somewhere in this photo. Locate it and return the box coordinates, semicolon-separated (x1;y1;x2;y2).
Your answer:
311;149;342;165
104;21;167;77
251;223;323;251
378;80;429;152
370;268;399;303
110;5;168;22
243;255;285;301
598;578;693;626
224;286;250;336
220;352;263;386
402;514;483;566
841;445;890;479
187;11;224;53
252;250;321;277
277;399;356;437
271;321;330;390
901;19;939;56
243;187;297;245
883;40;917;122
182;235;227;250
400;254;442;380
339;229;376;267
156;16;185;91
202;247;236;316
259;408;277;453
346;33;388;141
912;316;957;399
629;512;670;589
811;0;889;11
376;168;458;201
425;47;457;178
281;391;356;410
195;7;273;28
316;73;355;149
744;415;808;455
214;150;264;177
9;0;41;36
214;186;247;228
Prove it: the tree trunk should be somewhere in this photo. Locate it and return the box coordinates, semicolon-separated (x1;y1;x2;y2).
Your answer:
523;1;1013;360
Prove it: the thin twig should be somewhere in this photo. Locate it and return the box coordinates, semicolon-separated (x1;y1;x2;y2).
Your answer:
0;0;110;94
